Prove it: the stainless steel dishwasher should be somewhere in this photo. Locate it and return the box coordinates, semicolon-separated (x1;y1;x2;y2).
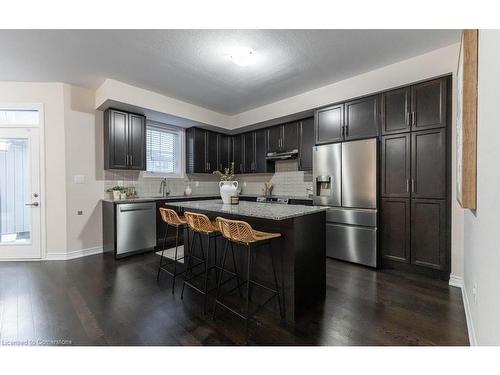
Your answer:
116;202;156;257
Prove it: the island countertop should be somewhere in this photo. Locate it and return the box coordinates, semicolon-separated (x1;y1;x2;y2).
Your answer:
165;199;327;220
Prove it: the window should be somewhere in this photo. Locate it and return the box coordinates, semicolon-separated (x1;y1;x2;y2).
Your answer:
145;122;184;178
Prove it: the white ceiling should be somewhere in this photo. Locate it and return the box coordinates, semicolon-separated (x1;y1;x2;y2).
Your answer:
0;30;461;115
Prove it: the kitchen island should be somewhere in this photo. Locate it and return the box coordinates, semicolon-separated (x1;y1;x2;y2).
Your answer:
164;199;327;322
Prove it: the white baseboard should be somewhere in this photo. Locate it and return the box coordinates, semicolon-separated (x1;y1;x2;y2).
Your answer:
449;274;477;346
449;274;464;288
461;284;478;346
45;246;103;261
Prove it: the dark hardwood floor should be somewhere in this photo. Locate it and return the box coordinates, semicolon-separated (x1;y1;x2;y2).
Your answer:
0;253;468;346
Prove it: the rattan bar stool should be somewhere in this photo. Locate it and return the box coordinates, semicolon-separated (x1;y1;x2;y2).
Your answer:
180;211;221;314
212;216;284;341
157;208;189;294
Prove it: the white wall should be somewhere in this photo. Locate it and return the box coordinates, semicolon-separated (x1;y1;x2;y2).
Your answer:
463;29;500;345
0;82;68;256
63;84;105;254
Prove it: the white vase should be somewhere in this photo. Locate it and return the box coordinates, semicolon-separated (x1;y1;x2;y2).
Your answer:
219;181;238;204
112;190;121;201
184;184;192;196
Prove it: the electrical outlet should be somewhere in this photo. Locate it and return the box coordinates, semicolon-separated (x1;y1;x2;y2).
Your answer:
243;181;247;187
195;181;199;187
77;210;83;216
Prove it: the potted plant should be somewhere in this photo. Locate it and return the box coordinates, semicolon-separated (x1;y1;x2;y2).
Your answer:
213;162;238;204
106;186;125;201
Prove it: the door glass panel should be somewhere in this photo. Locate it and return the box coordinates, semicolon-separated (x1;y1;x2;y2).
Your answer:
0;138;31;244
0;110;39;125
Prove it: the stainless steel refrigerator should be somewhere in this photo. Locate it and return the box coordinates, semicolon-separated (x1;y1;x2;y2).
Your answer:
312;138;378;267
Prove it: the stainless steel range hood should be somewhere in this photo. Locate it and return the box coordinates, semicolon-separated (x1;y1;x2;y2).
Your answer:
265;149;299;160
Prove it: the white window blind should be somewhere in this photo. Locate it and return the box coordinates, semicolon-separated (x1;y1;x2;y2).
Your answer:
145;123;182;176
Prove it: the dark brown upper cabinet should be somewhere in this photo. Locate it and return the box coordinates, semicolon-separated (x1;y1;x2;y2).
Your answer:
267;125;281;153
243;132;255;173
381;87;411;135
104;109;146;170
411;78;447;131
185;127;207;174
411;128;446;199
344;95;379;140
315;104;344;144
232;134;243;174
266;122;299;153
128;114;146;170
218;134;232;172
411;199;446;270
381;133;411;198
254;128;269;173
282;122;299;151
298;117;314;171
205;131;219;173
381;198;410;263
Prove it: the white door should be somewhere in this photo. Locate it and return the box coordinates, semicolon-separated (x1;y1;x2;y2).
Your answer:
0;127;41;259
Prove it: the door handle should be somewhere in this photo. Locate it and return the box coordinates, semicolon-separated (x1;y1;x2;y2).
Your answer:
411;179;415;193
130;155;133;166
406;179;409;193
25;202;39;207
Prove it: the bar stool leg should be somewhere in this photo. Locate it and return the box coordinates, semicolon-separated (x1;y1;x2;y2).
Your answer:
269;240;284;318
245;244;252;343
171;225;180;294
181;229;196;300
214;234;219;284
230;242;243;297
203;233;210;315
212;240;229;321
157;223;169;281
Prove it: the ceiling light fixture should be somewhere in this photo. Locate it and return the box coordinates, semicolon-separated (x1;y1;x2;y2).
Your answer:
228;47;255;67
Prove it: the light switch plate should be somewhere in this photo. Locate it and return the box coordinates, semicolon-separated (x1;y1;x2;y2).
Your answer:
74;175;85;184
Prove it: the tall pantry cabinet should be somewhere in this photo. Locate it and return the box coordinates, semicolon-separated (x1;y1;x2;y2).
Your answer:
379;76;450;278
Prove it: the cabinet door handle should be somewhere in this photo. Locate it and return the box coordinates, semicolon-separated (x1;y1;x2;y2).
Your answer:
406;179;409;193
412;111;416;126
411;179;415;193
406;112;410;126
126;155;129;166
130;155;133;166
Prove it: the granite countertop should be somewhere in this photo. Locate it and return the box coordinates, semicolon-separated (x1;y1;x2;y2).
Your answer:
164;199;327;221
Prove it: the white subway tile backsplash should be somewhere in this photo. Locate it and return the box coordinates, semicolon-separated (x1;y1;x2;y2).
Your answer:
104;160;313;199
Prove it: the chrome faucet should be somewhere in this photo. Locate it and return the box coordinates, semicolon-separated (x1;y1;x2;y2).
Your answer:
159;178;170;197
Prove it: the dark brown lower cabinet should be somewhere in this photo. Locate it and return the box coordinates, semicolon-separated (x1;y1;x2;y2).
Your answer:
381;198;410;263
411;199;446;270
